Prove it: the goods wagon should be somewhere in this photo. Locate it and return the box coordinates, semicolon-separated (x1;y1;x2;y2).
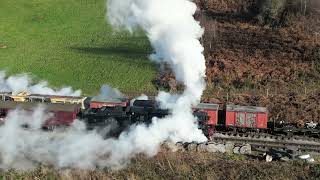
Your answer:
193;103;219;136
0;101;81;127
0;92;88;109
89;97;128;109
28;94;87;109
194;103;219;126
225;105;268;130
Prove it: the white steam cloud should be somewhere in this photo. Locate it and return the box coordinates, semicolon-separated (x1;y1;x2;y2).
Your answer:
0;108;106;170
107;0;206;100
0;0;207;170
94;85;124;100
0;71;81;96
106;0;207;151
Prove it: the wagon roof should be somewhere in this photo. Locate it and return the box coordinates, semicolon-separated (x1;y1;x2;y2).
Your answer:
29;94;85;100
195;103;219;110
226;105;268;113
90;97;127;103
0;101;80;112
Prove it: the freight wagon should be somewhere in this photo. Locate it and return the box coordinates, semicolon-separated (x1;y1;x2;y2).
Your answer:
0;101;80;128
225;105;268;131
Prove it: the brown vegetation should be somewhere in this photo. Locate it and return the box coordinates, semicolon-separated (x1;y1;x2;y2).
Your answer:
155;0;320;123
2;152;320;180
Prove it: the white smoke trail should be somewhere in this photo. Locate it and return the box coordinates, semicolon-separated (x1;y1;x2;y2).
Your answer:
0;0;207;170
0;71;81;96
107;0;206;100
107;0;205;143
94;85;124;100
0;108;107;170
92;0;210;166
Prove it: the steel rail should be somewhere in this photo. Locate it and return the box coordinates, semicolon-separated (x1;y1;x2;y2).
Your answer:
211;133;320;153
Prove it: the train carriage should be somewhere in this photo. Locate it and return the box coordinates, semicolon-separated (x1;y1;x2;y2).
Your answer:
225;105;268;130
0;101;81;128
89;97;128;109
193;103;219;136
29;94;88;109
194;103;219;126
0;92;88;109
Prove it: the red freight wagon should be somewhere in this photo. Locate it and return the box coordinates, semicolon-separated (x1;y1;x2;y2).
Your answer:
226;105;268;129
194;103;219;126
90;97;128;109
0;101;80;127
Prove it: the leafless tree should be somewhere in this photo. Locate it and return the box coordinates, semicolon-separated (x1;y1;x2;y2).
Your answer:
200;14;217;54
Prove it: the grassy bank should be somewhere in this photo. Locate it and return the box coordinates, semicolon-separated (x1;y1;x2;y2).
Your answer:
0;0;157;95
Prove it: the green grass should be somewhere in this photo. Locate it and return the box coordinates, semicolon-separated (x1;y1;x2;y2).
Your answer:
0;0;157;95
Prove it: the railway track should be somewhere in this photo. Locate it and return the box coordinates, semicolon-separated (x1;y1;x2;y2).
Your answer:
211;133;320;153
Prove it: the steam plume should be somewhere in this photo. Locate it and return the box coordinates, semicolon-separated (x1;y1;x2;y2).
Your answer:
107;0;206;100
0;0;207;170
94;85;124;100
106;0;207;153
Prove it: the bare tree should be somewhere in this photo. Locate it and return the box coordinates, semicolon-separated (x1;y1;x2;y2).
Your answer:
206;20;217;51
201;16;217;54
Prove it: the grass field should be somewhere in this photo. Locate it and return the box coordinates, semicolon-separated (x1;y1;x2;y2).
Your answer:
0;0;157;95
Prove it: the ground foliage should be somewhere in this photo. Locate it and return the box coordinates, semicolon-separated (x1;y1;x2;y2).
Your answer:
0;152;319;180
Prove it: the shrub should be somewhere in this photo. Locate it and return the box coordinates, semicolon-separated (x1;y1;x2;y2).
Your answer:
256;0;314;26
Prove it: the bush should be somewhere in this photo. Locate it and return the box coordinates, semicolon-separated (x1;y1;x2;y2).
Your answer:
257;0;286;24
256;0;314;26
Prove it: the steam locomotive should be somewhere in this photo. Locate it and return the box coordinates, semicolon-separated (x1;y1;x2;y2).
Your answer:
0;92;319;138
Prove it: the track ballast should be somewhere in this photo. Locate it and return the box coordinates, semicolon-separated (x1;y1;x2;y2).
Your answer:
210;133;320;153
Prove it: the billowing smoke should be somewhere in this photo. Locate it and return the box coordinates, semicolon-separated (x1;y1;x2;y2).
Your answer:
0;71;81;96
106;0;207;154
0;108;107;170
0;105;200;170
108;0;206;135
107;0;206;100
0;0;207;170
94;85;124;100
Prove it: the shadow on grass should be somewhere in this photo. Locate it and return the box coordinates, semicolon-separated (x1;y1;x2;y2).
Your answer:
69;46;153;63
